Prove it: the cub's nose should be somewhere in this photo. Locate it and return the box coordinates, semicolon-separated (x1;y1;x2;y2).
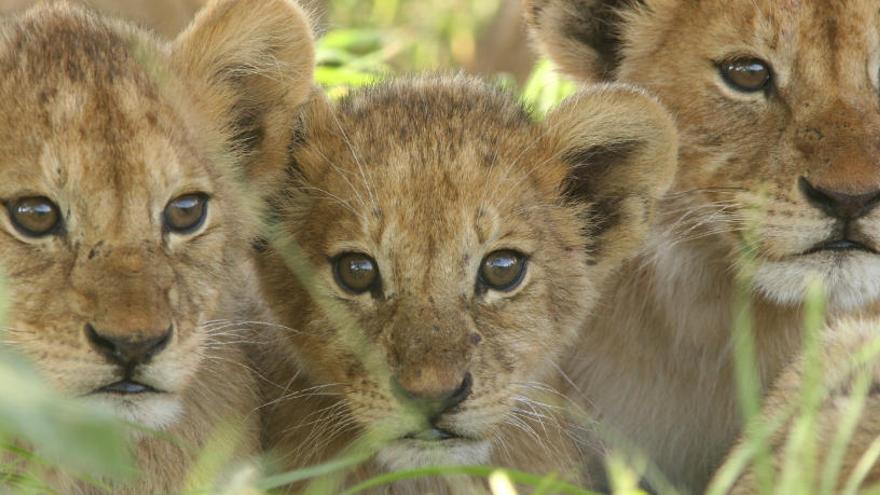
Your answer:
85;323;173;367
394;371;473;415
799;177;880;221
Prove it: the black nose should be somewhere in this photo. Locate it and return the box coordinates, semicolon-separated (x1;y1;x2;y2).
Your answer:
394;372;473;416
799;177;880;221
439;372;473;412
85;324;173;367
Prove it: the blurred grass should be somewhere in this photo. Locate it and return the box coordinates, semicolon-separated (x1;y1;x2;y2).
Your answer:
314;0;572;110
320;0;504;71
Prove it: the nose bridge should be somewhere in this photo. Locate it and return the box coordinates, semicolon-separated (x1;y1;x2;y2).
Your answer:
81;185;141;236
389;296;473;398
75;243;172;339
797;98;880;195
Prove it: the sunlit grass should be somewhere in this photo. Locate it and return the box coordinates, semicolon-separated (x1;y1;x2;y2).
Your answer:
321;0;503;71
314;0;505;99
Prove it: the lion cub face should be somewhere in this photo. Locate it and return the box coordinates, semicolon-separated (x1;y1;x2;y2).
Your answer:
0;0;313;429
528;0;880;310
261;78;676;468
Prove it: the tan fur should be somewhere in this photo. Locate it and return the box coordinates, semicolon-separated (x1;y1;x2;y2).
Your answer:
526;1;880;491
726;319;880;494
0;0;313;492
254;76;677;493
0;0;206;38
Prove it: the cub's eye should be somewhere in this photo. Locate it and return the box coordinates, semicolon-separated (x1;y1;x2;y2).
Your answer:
334;253;380;294
8;197;61;237
720;58;772;93
164;193;209;234
479;250;528;292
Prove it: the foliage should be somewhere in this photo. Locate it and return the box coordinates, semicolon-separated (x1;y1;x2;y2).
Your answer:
319;0;503;71
314;0;504;99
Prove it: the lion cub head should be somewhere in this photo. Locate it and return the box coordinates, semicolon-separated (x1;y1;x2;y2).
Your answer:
259;77;677;470
528;0;880;311
0;0;313;429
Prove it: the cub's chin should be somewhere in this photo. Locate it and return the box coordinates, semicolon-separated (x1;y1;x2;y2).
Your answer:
86;389;183;431
376;437;491;471
753;249;880;311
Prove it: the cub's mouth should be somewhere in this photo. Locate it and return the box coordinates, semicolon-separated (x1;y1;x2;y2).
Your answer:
403;427;464;442
802;238;879;256
91;380;163;396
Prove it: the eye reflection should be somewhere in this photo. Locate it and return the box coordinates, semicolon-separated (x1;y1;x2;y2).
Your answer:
719;58;772;93
8;197;61;237
479;250;528;292
164;193;209;234
334;252;380;294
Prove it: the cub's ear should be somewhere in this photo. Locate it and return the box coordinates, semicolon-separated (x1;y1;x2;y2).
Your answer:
545;83;677;270
171;0;315;192
524;0;646;81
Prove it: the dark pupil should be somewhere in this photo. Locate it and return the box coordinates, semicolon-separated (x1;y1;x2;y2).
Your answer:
15;199;56;233
343;257;375;288
727;61;768;90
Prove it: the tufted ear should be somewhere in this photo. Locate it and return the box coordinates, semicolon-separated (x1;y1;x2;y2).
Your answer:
171;0;315;193
524;0;646;81
545;83;677;270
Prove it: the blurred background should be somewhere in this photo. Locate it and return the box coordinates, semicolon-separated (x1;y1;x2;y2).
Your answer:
0;0;540;91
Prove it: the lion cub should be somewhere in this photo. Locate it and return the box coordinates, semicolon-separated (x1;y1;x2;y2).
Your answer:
0;0;313;492
724;319;880;494
255;77;678;492
527;1;880;490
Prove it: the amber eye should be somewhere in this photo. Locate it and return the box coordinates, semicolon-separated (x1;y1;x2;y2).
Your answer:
334;253;380;294
164;193;209;234
720;58;772;93
479;250;528;292
8;197;61;237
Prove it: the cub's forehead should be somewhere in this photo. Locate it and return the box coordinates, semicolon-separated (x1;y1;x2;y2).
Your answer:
333;78;561;168
0;4;157;88
665;0;880;92
302;84;563;251
0;6;213;202
688;0;879;42
0;4;177;133
330;82;553;212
